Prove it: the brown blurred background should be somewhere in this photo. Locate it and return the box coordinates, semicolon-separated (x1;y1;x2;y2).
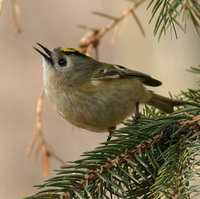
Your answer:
0;0;199;198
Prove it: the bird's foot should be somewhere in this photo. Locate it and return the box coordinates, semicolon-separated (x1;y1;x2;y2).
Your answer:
132;102;141;125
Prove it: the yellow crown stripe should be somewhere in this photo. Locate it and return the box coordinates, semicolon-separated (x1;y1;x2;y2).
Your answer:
61;47;79;53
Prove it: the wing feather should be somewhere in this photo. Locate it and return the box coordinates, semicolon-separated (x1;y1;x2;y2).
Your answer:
92;64;162;87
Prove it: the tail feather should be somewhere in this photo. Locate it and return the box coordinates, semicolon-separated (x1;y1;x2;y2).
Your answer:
147;92;186;113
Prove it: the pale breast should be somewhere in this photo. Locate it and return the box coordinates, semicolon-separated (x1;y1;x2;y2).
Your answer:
44;76;151;132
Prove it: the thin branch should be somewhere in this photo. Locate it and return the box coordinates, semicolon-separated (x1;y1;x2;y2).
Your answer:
48;148;67;166
131;10;145;36
111;14;129;44
78;0;146;54
9;0;21;33
78;24;100;32
28;87;67;177
27;87;45;156
92;11;119;20
0;0;4;17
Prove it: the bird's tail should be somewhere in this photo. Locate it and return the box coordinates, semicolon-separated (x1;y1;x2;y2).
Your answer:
147;92;186;113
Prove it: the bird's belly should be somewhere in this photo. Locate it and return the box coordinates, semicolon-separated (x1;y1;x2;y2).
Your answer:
45;79;150;132
61;96;137;132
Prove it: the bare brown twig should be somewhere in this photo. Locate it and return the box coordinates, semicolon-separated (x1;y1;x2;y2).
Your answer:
78;0;146;55
27;87;45;157
0;0;4;17
9;0;21;33
27;87;67;177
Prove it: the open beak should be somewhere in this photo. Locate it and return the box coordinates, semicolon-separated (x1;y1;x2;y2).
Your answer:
33;43;53;65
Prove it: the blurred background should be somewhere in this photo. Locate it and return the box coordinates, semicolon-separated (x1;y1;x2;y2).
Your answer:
0;0;199;198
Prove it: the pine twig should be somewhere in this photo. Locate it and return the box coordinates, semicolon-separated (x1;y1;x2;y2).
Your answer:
63;113;200;198
61;114;200;198
64;133;162;199
78;0;146;54
182;114;200;133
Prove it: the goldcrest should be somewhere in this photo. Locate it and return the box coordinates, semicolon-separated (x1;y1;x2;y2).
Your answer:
34;43;185;133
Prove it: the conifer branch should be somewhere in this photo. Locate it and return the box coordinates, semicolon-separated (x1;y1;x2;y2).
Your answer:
25;88;200;198
64;133;162;198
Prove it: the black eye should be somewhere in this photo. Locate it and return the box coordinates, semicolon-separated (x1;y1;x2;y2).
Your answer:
58;59;67;67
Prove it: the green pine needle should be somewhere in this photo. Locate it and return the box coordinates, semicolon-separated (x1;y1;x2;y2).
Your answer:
148;0;200;40
25;87;200;199
24;67;200;199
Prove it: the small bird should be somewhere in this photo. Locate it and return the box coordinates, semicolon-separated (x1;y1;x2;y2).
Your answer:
34;43;185;137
